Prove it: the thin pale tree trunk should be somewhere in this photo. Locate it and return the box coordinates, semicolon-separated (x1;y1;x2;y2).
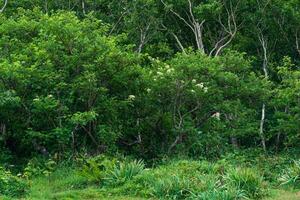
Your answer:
259;103;267;152
258;33;268;153
82;0;86;15
0;0;8;13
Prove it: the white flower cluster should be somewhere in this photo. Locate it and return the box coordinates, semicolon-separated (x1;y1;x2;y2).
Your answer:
191;79;208;93
211;112;221;120
128;95;136;101
154;64;175;80
33;94;54;102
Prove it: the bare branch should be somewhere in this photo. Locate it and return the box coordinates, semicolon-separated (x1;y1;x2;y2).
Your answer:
161;0;205;52
258;32;268;78
171;32;186;54
209;34;230;57
161;23;186;53
81;0;86;15
211;1;238;56
0;0;7;13
187;0;205;52
109;11;128;35
169;80;201;153
161;0;194;31
168;135;182;153
194;20;205;52
187;0;196;24
136;23;151;53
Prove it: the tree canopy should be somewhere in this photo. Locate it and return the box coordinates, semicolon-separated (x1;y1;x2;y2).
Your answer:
0;0;299;160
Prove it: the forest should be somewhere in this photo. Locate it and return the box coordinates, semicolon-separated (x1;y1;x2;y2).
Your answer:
0;0;300;199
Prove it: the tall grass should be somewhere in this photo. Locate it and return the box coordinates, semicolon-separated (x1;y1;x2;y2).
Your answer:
279;159;300;188
27;167;89;199
225;167;267;199
6;155;299;200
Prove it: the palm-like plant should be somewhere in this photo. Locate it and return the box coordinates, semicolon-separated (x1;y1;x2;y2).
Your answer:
106;159;145;185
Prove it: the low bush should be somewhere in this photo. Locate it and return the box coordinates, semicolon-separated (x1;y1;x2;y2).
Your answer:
23;158;57;179
80;155;118;183
0;167;28;197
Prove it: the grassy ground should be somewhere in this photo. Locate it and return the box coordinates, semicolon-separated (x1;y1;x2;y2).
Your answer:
1;187;299;200
21;173;300;200
264;189;300;200
1;154;300;199
22;167;151;200
18;169;300;200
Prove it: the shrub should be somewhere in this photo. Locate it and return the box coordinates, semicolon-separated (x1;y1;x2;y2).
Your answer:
23;158;57;179
80;155;117;183
225;167;266;199
0;147;13;165
0;167;28;197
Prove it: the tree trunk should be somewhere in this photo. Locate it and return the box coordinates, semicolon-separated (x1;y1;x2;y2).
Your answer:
82;0;86;15
275;106;288;152
231;137;239;149
259;103;267;152
0;0;8;13
258;33;268;153
0;123;6;145
168;134;182;154
171;32;186;54
44;0;48;13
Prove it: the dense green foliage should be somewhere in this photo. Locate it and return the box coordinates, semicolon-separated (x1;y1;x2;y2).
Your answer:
0;7;298;159
0;0;300;199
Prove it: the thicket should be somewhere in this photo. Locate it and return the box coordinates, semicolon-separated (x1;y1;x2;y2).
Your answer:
0;7;299;161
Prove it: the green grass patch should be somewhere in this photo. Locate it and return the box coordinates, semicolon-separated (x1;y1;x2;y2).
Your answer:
2;154;300;200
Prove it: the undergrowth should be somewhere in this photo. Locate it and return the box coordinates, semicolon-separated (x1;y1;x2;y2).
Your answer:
1;152;299;199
